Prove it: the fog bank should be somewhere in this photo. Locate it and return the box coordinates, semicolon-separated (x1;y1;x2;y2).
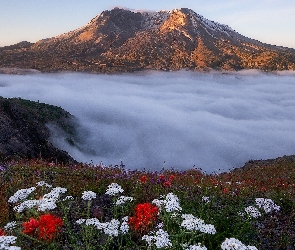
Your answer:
1;70;294;172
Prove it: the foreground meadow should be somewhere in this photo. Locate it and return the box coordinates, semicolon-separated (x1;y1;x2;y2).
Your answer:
0;157;294;249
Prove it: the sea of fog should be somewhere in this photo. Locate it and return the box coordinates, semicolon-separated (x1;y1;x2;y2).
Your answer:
0;70;295;172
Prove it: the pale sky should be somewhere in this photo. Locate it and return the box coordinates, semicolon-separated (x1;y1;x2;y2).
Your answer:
1;0;295;49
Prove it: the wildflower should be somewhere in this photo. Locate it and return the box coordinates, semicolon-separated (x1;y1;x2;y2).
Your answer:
202;196;210;203
181;214;216;234
13;199;39;213
120;216;129;234
115;195;134;205
0;229;6;236
75;219;86;225
164;193;182;212
221;237;258;250
103;219;120;237
3;222;17;231
142;229;172;248
139;175;148;184
183;243;208;250
22;218;40;236
222;188;229;194
81;191;97;201
38;214;63;241
244;206;261;218
62;196;74;201
159;174;165;182
129;203;159;233
8;187;36;203
168;174;176;182
163;181;171;187
105;183;124;196
43;187;67;200
0;236;20;250
36;181;52;188
255;198;280;213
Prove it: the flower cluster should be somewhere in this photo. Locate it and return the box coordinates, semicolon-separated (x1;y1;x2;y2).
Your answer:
128;203;159;233
105;183;124;196
142;228;172;248
22;214;63;241
244;206;262;218
221;237;258;250
182;243;208;250
0;235;20;250
115;195;134;205
8;187;36;203
81;191;97;201
181;214;216;234
13;186;67;213
255;198;280;213
152;192;182;213
76;217;128;237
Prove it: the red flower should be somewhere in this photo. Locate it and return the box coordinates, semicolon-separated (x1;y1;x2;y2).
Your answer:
222;188;229;194
128;203;159;234
0;228;6;236
163;181;171;187
168;174;176;182
22;218;40;236
139;175;148;184
22;214;63;241
38;214;63;241
159;174;165;182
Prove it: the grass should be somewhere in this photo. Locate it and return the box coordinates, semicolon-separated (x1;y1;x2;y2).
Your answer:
0;158;294;249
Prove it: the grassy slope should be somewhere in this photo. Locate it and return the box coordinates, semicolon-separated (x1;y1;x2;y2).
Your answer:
0;156;294;249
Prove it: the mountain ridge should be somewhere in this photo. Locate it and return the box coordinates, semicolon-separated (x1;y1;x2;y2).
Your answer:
1;7;295;72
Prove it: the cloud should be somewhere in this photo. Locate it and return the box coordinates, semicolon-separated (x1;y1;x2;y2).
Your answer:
0;70;294;172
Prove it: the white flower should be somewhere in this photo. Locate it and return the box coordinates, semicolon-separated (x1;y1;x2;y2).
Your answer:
103;219;120;237
142;229;172;249
181;214;216;235
81;191;97;201
164;193;182;212
120;216;129;234
36;181;52;188
255;198;280;213
199;223;216;234
8;187;36;203
37;198;57;211
244;206;262;218
202;196;210;203
105;183;124;196
62;196;74;201
221;238;258;250
183;243;208;250
13;199;39;213
115;195;133;205
76;219;86;225
3;221;17;231
152;199;165;210
0;236;20;250
43;187;67;200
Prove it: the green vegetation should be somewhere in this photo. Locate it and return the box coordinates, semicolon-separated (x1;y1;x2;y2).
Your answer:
0;158;294;249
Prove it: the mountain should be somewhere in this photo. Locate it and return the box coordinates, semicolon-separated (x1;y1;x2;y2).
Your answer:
0;97;76;163
1;7;295;72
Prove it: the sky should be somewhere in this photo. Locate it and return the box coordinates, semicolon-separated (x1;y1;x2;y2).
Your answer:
1;0;295;49
1;71;295;172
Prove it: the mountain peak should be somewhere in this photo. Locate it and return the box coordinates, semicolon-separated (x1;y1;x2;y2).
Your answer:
1;7;295;72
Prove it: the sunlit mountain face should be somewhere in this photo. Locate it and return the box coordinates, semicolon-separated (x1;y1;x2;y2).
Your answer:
1;8;295;72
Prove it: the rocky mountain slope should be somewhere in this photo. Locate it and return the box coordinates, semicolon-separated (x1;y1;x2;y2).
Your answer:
1;7;295;72
0;97;75;163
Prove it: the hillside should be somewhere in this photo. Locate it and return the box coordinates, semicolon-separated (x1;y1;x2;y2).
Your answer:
1;8;295;73
0;97;75;163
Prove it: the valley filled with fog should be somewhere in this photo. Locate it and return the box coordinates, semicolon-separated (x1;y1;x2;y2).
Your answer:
0;70;294;172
